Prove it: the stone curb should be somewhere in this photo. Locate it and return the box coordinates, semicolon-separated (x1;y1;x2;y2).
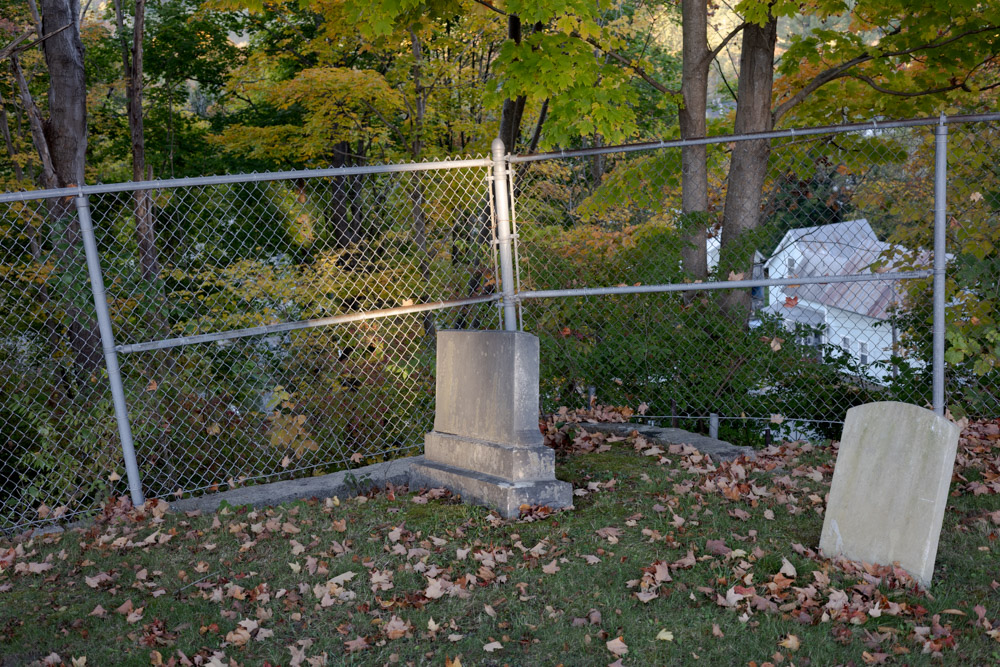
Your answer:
168;456;422;514
577;422;755;462
12;424;751;538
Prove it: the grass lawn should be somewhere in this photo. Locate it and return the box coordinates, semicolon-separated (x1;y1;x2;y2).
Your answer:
1;409;998;667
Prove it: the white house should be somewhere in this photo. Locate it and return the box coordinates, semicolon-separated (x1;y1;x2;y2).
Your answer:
762;218;908;382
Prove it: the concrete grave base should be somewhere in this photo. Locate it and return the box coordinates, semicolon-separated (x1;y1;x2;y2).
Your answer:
416;329;573;518
409;458;573;519
423;431;557;481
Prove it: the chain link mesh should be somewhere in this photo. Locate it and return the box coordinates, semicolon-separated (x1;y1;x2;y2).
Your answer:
0;194;130;531
0;119;996;531
514;125;944;441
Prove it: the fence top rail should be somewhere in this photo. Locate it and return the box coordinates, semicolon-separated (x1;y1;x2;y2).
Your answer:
0;156;493;204
506;112;1000;164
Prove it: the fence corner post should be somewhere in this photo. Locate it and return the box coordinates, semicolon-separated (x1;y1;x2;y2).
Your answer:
75;194;145;508
492;137;518;332
932;116;947;417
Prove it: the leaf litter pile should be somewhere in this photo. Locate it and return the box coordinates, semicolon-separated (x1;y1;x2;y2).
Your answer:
1;407;998;666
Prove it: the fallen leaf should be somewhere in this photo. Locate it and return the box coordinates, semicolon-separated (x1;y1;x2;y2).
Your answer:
779;634;801;652
606;636;628;657
542;559;560;575
483;641;503;653
656;629;674;641
344;636;369;653
383;615;411;640
705;539;731;556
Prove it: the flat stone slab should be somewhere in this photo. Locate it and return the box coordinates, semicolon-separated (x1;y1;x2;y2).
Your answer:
408;459;573;519
578;422;755;462
169;457;415;514
819;401;961;587
425;431;557;482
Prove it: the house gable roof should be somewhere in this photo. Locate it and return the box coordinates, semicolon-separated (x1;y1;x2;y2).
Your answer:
766;218;901;320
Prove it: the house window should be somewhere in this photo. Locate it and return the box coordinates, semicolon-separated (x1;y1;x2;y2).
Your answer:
786;257;796;277
841;336;853;354
858;341;869;364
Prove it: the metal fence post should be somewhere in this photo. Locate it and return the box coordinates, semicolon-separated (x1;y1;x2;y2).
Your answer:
492;137;518;332
75;195;145;507
932;117;947;416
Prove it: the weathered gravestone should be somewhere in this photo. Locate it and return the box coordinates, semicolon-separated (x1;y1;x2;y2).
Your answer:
819;401;961;587
409;330;573;518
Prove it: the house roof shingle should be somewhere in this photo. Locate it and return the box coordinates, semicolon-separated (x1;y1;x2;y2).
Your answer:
766;218;903;320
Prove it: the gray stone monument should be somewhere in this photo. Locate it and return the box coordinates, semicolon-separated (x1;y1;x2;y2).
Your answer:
408;330;573;517
819;401;961;587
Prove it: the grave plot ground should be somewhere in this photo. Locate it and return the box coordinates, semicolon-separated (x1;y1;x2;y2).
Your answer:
1;407;998;666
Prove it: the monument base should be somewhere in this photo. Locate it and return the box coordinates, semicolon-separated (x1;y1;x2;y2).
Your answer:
424;431;557;481
409;457;573;519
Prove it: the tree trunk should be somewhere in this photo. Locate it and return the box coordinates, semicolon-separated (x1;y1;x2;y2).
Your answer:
329;140;362;247
497;15;527;153
39;0;103;381
678;0;710;282
718;15;778;321
120;0;159;282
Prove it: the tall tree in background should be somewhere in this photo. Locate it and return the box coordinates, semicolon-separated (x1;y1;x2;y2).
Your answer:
32;0;102;387
113;0;159;282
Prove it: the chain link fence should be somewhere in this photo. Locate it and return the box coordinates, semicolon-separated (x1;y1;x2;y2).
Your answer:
1;114;997;531
511;120;958;442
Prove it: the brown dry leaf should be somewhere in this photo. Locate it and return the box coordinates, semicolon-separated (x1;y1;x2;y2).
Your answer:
595;526;623;543
115;599;135;615
226;626;252;646
778;634;801;652
85;572;113;588
606;636;628;657
331;519;347;532
712;623;724;638
444;657;462;667
125;607;144;624
705;539;731;556
22;562;53;575
542;559;560;575
89;605;107;618
344;636;369;653
384;615;411;640
483;641;503;653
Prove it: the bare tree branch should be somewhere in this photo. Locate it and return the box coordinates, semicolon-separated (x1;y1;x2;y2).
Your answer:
469;0;508;16
8;54;57;189
773;23;1000;123
707;21;746;66
579;34;680;95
